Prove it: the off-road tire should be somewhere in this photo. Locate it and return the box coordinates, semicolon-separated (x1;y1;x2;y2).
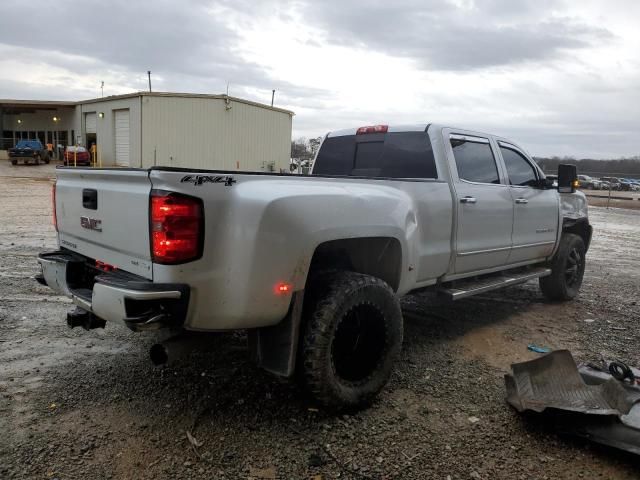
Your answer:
300;271;403;409
539;233;586;301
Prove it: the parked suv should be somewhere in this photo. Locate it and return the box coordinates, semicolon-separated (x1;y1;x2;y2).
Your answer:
577;175;597;189
600;177;622;190
621;179;640;191
63;146;91;166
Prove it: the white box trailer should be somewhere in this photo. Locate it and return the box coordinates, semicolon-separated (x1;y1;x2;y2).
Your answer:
74;92;293;171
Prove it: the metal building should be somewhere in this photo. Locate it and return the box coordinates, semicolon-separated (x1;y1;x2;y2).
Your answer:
0;100;76;155
1;92;294;172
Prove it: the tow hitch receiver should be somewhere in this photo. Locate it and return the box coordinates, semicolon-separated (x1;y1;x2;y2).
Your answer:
66;307;106;330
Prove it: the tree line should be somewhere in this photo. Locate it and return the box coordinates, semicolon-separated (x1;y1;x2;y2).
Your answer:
534;156;640;177
291;137;322;161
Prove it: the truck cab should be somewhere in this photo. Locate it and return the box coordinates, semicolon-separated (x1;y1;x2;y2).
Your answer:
313;124;590;282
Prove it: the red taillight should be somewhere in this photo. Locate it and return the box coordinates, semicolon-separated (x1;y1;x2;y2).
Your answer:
356;124;388;135
51;182;58;232
150;191;203;264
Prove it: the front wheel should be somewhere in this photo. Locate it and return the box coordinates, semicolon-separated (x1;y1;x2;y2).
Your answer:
539;234;586;301
299;271;403;409
10;159;17;165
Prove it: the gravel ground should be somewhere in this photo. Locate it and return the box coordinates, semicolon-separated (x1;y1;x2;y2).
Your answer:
1;163;639;479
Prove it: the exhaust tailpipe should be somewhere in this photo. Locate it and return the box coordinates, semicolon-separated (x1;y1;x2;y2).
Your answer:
149;343;170;366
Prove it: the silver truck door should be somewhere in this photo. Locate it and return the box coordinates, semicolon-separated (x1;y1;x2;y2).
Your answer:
497;142;560;263
446;133;513;274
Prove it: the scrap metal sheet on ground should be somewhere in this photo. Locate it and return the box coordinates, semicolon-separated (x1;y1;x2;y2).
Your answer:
505;350;640;455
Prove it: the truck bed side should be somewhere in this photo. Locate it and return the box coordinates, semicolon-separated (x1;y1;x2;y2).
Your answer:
149;169;453;330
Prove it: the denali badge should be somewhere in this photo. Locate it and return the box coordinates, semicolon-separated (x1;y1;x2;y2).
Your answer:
80;216;102;232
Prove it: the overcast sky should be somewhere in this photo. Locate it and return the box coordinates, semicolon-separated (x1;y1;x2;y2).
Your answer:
1;0;639;158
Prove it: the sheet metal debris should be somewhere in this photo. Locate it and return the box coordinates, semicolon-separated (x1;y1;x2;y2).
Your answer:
505;350;640;455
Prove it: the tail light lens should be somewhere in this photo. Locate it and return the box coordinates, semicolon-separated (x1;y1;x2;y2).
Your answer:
52;182;58;232
150;191;204;264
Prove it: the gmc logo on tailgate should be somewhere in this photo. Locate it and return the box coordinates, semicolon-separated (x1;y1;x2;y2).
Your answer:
80;216;102;232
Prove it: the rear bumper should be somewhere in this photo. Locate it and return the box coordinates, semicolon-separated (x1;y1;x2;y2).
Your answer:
37;250;190;331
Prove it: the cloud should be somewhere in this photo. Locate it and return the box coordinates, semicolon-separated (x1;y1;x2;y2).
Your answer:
301;0;613;70
0;0;270;87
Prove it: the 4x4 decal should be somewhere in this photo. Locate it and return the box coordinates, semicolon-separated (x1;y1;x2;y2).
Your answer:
180;175;236;186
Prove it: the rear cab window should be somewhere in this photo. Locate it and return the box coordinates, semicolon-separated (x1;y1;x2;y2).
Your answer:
313;131;438;179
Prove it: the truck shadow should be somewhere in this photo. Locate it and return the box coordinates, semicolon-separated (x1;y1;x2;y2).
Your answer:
26;283;640;478
43;283;551;415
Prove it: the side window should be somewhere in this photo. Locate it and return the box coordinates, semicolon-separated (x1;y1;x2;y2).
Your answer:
450;137;500;184
500;147;538;187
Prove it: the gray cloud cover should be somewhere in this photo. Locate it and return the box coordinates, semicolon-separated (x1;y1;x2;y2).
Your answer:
302;0;613;70
0;0;638;158
0;0;268;87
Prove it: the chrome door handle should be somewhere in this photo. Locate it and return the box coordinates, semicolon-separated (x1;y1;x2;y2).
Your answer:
515;198;529;204
460;196;477;204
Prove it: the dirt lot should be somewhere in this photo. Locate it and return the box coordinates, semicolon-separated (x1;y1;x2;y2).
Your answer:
1;163;639;479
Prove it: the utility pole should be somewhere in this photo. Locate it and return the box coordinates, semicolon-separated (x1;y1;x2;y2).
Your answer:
147;71;152;92
100;81;104;97
271;89;275;107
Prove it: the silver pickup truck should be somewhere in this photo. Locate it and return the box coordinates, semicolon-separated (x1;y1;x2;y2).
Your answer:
37;123;592;407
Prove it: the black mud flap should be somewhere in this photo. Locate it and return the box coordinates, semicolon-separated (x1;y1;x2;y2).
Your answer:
248;291;304;378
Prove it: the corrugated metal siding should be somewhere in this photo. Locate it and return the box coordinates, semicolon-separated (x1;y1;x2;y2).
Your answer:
75;97;140;166
140;96;292;171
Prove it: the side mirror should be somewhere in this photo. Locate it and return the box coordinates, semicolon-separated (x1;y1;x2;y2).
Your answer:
558;164;578;193
541;178;555;189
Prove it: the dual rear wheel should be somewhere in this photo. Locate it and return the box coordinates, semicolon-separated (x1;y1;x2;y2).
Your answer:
299;271;403;408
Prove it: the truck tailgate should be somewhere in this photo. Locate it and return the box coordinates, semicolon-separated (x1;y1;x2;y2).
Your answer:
55;168;153;279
